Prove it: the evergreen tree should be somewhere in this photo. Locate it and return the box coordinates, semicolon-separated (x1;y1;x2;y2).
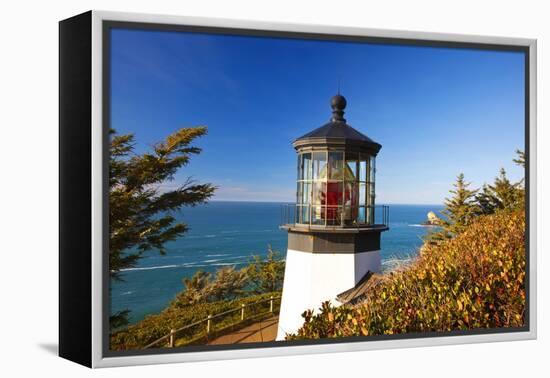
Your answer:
427;173;478;243
442;173;479;235
178;270;213;306
513;149;526;210
476;184;498;215
476;168;523;215
174;266;249;306
109;127;216;328
209;266;249;302
245;246;286;294
513;149;526;168
172;247;285;308
427;150;525;246
491;168;523;210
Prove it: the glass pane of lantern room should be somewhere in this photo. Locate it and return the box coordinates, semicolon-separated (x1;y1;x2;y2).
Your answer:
345;152;358;181
325;182;343;224
303;153;312;180
297;154;301;181
296;205;302;223
312;152;327;181
299;153;312;181
325;182;344;206
328;152;344;180
359;155;368;182
343;181;358;225
359;183;366;206
343;205;354;225
366;182;375;225
311;206;325;225
369;156;376;183
358;206;366;224
326;206;342;226
302;182;311;205
312;182;326;207
366;206;374;225
368;183;375;207
301;205;310;224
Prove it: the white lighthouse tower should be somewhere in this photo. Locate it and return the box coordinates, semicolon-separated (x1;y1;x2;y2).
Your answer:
277;94;389;340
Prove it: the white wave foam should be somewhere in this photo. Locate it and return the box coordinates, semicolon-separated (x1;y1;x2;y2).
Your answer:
211;262;241;266
186;234;218;239
382;257;413;266
120;262;199;272
118;253;269;273
120;265;179;272
202;259;222;263
381;256;415;273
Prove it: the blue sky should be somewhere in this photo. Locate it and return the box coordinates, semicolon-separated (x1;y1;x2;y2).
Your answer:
110;28;525;205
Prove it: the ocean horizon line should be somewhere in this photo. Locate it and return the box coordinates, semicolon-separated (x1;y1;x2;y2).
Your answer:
208;199;444;207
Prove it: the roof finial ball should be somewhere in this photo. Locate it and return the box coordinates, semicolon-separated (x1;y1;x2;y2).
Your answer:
330;94;347;122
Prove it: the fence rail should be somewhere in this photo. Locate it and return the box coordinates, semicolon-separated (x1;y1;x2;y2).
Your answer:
144;295;281;349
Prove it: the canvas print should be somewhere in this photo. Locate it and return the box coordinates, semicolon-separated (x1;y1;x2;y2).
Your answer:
107;27;527;352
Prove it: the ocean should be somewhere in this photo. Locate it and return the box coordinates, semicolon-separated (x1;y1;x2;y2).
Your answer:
111;201;444;324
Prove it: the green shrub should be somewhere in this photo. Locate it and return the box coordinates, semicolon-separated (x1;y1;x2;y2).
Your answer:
288;209;526;340
111;247;285;350
111;292;280;350
170;248;285;307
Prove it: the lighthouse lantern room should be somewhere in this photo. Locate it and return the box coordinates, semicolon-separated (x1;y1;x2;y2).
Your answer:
277;94;389;340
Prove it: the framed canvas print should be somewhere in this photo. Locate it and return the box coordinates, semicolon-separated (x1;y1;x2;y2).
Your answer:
59;10;537;368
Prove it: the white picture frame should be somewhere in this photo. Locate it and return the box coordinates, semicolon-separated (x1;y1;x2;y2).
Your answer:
58;10;537;368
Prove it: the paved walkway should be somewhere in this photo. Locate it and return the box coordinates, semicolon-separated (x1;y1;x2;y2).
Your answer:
208;316;279;345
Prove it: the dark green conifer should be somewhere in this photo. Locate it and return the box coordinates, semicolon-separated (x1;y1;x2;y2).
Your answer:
245;246;286;294
109;127;216;328
513;149;526;168
426;173;478;243
476;168;523;215
442;173;480;236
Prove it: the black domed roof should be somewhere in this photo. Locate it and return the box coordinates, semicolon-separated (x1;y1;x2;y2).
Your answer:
293;95;382;155
297;121;380;144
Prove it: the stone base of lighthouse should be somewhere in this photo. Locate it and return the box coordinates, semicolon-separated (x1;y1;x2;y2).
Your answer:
276;229;385;340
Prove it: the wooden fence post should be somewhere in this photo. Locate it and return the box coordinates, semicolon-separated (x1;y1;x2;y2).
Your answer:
270;296;274;313
206;315;212;335
169;329;175;348
241;303;245;321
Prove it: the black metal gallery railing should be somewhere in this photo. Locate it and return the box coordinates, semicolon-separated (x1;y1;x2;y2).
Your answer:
280;204;389;229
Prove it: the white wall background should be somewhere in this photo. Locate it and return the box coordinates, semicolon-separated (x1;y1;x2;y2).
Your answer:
0;0;547;376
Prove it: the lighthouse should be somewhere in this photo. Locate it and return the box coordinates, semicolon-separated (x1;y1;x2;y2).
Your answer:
277;94;389;340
